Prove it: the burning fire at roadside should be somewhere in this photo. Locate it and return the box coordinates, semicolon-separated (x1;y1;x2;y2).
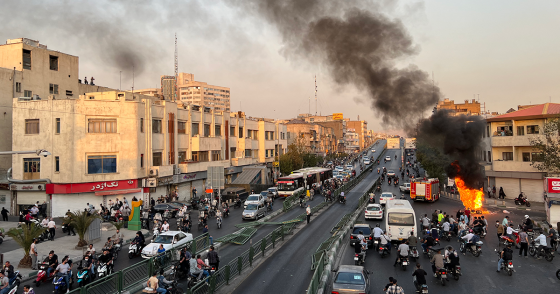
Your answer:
454;177;484;211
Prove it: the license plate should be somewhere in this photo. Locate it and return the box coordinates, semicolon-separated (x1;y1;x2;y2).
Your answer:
441;274;447;278
354;257;359;261
374;241;379;244
402;262;408;265
422;290;428;294
508;265;513;268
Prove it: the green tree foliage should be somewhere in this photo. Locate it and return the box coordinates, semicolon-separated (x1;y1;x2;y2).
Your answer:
530;116;560;174
6;225;46;267
416;141;449;184
279;138;325;175
68;210;102;247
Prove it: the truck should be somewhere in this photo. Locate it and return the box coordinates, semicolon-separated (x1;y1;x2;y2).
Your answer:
387;137;400;149
410;178;440;202
405;138;416;151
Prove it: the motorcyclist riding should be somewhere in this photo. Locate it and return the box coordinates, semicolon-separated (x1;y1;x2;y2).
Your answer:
444;245;460;270
430;248;444;277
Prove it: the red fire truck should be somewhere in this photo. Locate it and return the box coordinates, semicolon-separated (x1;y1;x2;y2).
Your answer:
410;178;440;202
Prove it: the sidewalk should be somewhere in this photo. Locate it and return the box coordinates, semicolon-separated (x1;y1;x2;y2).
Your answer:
1;222;148;282
441;191;546;212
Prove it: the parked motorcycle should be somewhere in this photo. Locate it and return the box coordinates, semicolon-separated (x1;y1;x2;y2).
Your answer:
529;240;555;261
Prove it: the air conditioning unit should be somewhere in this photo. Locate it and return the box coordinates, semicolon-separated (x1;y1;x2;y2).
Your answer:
173;164;181;175
145;178;157;187
149;167;159;176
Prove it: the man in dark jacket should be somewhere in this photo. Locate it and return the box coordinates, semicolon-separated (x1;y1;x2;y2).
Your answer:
207;246;220;270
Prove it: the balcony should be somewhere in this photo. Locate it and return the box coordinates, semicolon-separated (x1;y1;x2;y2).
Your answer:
149;165;173;177
232;157;255;166
191;136;221;151
491;134;544;147
178;160;229;174
492;160;541;173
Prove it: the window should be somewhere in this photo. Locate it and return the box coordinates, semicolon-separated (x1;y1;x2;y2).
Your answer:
140;118;144;133
192;123;199;136
211;150;221;161
55;156;60;172
153;152;162;166
152;119;162;133
253;130;259;140
488;151;491;162
88;118;117;133
486;126;490;138
502;152;513;161
16;82;21;93
49;83;59;94
527;125;539;134
483;151;486;161
531;152;544;162
215;125;221;136
192;151;208;162
204;124;211;137
65;90;73;96
178;151;187;163
87;155;116;174
24;90;32;97
23;49;31;70
230;126;235;137
230;147;236;157
522;152;530;162
23;158;40;180
178;122;186;134
239;127;243;138
245;149;251;158
517;126;524;136
55;118;60;134
49;55;58;71
140;154;144;168
25;119;39;134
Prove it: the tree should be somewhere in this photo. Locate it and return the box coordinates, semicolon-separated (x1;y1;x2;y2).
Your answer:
416;142;449;184
68;210;102;247
6;225;46;267
112;221;125;231
530;116;560;174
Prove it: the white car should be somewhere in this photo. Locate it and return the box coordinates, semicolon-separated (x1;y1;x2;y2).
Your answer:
399;183;411;193
385;156;391;162
379;192;395;205
141;231;193;258
364;159;371;165
372;149;376;153
346;164;353;171
244;194;264;209
267;187;278;198
387;170;395;178
365;204;383;220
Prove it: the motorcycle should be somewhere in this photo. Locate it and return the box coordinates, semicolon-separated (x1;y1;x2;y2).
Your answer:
413;276;429;294
339;196;346;204
444;231;452;242
388;178;392;185
35;261;55;287
398;256;409;271
266;202;273;212
434;268;448;286
97;262;112;279
529;240;555;261
378;244;389;258
409;247;419;261
496;250;514;276
368;194;375;203
233;199;242;209
7;270;22;289
217;217;222;229
53;272;72;294
460;240;482;257
514;193;531;207
76;264;91;287
394;181;398;187
223;208;229;217
128;241;143;259
376;186;381;192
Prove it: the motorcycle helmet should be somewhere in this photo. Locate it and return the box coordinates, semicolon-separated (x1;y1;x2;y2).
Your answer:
524;215;529;219
469;229;473;233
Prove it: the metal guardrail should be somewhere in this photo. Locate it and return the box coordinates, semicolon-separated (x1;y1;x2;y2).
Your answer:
331;213;352;233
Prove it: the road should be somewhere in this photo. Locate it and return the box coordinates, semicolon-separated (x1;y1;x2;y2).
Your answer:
232;141;392;294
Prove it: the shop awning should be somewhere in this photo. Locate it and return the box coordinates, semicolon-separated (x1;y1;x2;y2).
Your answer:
95;188;142;196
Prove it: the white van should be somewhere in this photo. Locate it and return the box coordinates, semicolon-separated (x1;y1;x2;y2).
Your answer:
384;200;416;241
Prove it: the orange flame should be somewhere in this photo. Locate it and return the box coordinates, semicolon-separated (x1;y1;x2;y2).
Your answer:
455;177;484;210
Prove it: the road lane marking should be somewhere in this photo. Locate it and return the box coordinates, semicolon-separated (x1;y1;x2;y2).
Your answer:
485;275;497;288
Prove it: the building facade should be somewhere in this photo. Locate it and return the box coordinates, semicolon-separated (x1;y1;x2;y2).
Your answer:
437;98;481;116
347;120;369;149
285;119;336;156
482;103;560;202
176;72;230;112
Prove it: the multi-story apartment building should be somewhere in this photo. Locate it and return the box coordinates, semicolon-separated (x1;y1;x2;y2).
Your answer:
482;103;560;202
10;91;287;217
437;98;481;116
161;76;177;101
176;72;230;112
298;114;347;153
285;119;336;156
347;120;369;149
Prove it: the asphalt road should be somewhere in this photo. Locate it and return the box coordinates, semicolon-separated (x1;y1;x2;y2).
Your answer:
334;155;559;294
232;141;392;294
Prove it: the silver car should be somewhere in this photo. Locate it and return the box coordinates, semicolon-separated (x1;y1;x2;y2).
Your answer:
332;265;371;294
242;203;266;220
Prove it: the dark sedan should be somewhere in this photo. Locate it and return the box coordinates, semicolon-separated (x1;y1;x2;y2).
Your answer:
153;203;180;218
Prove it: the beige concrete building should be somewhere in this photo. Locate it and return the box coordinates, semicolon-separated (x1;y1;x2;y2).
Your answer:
347;120;368;149
176;72;230;112
285;119;336;156
437;98;481;116
11;90;286;216
482;103;560;202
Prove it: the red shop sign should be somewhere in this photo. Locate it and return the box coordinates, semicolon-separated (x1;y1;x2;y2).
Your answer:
46;179;138;194
546;178;560;194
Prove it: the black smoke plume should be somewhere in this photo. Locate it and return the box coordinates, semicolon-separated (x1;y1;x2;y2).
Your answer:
235;0;440;130
417;110;486;188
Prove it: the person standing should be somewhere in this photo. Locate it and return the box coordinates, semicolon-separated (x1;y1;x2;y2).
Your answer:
496;220;505;241
30;238;38;270
306;205;311;224
464;208;471;224
47;218;56;241
1;207;8;221
207;246;220;270
192;187;197;199
518;229;529;258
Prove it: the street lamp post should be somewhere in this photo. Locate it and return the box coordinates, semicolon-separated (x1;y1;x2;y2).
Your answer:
0;149;51;156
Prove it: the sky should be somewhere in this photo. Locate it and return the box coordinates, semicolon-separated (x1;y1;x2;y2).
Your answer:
1;0;559;133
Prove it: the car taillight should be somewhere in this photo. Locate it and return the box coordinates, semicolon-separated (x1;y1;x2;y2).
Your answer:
442;271;446;274
332;292;340;294
355;254;358;257
350;236;354;239
369;236;372;240
508;262;512;265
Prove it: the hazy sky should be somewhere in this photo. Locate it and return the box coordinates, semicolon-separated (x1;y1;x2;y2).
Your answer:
1;0;558;132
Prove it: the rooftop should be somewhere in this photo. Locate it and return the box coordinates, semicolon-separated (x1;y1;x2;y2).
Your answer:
487;103;560;122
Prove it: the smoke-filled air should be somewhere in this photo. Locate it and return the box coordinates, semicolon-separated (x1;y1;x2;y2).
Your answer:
234;0;441;130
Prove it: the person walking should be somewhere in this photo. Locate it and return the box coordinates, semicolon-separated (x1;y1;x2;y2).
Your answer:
1;207;8;221
306;205;311;224
496;220;505;241
47;218;56;241
30;238;38;270
518;229;529;258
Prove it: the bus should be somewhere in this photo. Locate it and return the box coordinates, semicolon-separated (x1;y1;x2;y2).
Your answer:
277;173;305;198
291;167;333;188
385;200;416;241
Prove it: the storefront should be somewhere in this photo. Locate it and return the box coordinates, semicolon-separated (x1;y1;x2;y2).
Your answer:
46;179;141;217
174;171;207;201
11;184;48;215
225;166;243;184
544;177;560;227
